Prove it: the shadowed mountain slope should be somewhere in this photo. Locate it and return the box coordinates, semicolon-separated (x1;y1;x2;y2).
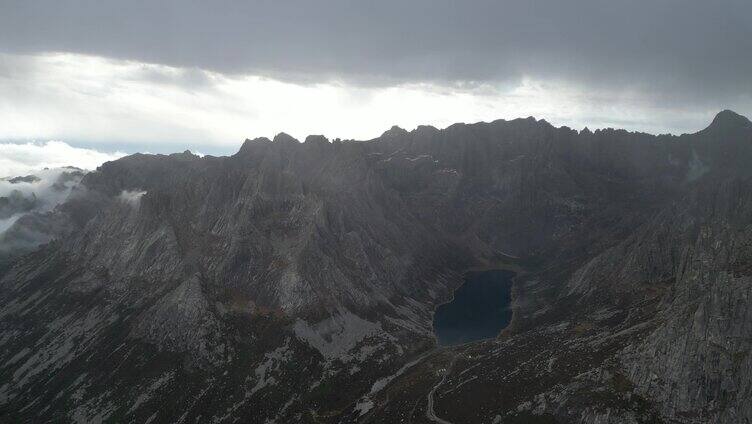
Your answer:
1;111;751;423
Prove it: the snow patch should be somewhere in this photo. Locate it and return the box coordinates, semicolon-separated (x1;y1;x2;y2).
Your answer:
354;397;374;416
127;371;175;415
70;392;116;424
250;339;292;394
292;310;381;360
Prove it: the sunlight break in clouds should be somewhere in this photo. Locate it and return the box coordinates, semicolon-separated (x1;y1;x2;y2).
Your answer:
0;52;729;156
0;140;125;177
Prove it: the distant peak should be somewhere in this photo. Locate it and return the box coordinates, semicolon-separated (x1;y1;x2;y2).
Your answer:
414;125;440;137
5;175;41;184
242;137;272;146
705;109;752;132
273;132;299;144
381;125;408;138
304;135;329;144
237;137;272;155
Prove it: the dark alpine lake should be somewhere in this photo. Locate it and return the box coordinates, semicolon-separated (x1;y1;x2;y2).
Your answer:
433;269;515;346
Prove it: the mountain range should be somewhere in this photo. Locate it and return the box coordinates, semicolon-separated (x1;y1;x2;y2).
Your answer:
1;110;751;423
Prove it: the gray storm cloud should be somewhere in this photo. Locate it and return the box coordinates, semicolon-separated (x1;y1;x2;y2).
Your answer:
0;0;750;105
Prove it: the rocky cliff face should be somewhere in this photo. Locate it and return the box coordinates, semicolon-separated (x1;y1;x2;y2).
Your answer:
0;111;750;423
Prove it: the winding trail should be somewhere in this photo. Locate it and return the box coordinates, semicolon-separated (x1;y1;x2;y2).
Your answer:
426;354;457;424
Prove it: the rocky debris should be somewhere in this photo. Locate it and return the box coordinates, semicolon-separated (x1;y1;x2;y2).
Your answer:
0;111;751;422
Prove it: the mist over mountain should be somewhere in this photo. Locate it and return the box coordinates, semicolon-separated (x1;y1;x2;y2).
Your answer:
0;167;85;266
0;111;751;423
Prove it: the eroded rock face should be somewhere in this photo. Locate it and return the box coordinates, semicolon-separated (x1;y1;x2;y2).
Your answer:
1;111;751;423
616;179;752;423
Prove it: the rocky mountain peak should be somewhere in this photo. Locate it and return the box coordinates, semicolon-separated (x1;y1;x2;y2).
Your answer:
4;175;41;184
272;132;299;145
240;136;272;147
237;136;273;155
702;109;752;133
381;125;408;139
304;134;329;145
4;114;752;423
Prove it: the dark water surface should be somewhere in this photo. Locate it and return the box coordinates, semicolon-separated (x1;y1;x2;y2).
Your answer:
433;269;515;346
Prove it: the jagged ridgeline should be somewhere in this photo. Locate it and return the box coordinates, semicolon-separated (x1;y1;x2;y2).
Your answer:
1;111;751;423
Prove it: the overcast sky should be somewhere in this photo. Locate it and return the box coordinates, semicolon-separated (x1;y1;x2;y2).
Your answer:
1;0;751;175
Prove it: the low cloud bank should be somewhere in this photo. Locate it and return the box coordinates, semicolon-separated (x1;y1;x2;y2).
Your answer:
0;167;87;258
0;140;125;177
